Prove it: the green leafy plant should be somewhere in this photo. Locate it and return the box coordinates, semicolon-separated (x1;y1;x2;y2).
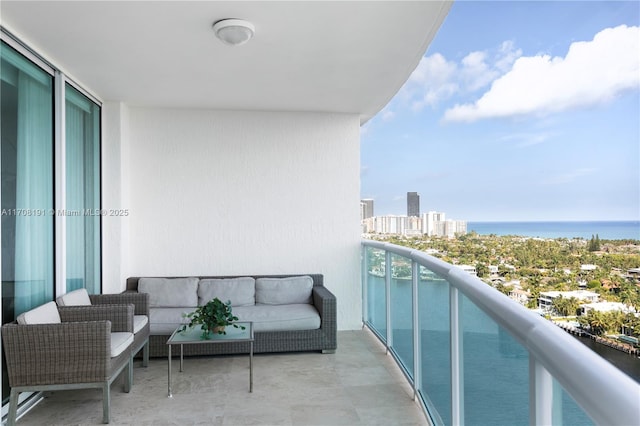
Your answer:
180;298;245;339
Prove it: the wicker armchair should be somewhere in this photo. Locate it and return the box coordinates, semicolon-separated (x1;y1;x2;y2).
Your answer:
57;289;150;368
1;302;134;425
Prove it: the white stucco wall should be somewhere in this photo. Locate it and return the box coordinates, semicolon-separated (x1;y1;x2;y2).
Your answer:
101;102;131;290
102;108;362;330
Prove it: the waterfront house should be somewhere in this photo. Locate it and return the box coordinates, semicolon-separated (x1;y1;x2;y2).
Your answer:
627;267;640;283
455;264;477;276
488;265;499;276
508;288;530;306
538;290;600;312
580;301;635;315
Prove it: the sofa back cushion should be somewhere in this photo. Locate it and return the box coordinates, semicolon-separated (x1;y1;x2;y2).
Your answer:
139;277;198;307
255;276;313;305
17;301;61;325
198;277;255;307
56;288;92;306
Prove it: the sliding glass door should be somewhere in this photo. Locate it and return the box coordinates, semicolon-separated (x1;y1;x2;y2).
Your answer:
1;40;55;403
1;37;102;408
0;41;55;323
66;84;101;294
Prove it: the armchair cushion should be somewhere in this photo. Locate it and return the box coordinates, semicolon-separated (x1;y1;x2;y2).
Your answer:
16;301;61;325
133;315;149;333
111;332;134;357
56;288;91;306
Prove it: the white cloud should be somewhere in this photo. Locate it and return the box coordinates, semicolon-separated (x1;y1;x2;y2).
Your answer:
402;53;458;110
494;40;522;72
461;51;498;91
444;25;640;123
400;40;522;112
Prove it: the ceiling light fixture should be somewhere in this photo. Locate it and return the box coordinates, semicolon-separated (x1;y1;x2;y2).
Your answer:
212;19;255;46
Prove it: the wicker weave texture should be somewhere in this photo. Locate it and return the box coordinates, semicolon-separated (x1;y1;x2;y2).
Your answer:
1;321;114;386
58;304;134;333
91;292;149;316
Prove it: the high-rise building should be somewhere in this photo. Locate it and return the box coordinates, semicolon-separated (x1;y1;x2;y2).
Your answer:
407;192;420;217
422;211;445;235
360;199;374;220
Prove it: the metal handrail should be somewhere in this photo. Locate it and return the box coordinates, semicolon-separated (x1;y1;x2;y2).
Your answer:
362;239;640;426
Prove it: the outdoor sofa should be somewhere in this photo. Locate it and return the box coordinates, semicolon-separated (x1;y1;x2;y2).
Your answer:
126;274;337;357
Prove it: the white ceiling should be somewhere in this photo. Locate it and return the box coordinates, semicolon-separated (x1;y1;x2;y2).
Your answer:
1;1;452;123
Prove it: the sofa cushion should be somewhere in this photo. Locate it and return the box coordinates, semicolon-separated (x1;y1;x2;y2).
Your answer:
17;301;61;325
134;315;149;334
139;277;199;307
111;332;134;357
233;304;320;332
255;276;313;305
198;277;255;307
56;288;91;306
148;307;196;335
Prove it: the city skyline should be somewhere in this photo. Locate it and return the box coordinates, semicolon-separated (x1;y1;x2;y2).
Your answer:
360;1;639;222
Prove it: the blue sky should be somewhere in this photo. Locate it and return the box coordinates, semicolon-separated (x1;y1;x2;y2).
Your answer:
361;1;640;222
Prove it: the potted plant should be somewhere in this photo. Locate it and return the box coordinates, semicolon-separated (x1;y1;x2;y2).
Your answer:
180;298;245;339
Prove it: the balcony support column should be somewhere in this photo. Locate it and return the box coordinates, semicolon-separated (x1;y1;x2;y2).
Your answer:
412;260;421;400
450;286;464;426
530;357;557;426
361;245;368;328
385;250;392;352
54;71;67;297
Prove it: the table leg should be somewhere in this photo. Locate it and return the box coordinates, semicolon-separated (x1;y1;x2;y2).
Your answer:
168;344;172;398
250;341;253;393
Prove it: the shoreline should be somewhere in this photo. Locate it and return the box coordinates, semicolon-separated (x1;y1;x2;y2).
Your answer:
555;321;640;357
467;220;640;241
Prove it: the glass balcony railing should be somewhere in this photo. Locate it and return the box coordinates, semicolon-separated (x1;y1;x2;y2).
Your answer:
362;239;639;426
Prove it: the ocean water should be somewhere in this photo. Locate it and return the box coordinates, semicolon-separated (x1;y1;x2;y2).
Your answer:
468;220;640;240
366;275;595;425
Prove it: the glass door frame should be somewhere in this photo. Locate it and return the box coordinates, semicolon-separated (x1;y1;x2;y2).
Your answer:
0;26;103;418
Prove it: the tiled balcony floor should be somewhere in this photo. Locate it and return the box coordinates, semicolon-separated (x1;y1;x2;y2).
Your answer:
11;329;429;425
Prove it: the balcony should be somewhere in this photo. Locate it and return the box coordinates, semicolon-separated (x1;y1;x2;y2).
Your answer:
5;243;639;425
5;330;427;425
2;2;638;424
362;239;640;425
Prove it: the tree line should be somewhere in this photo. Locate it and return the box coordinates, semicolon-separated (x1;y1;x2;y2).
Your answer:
370;233;640;339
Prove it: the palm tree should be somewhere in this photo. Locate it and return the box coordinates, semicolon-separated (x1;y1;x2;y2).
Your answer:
585;310;607;335
619;283;640;312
